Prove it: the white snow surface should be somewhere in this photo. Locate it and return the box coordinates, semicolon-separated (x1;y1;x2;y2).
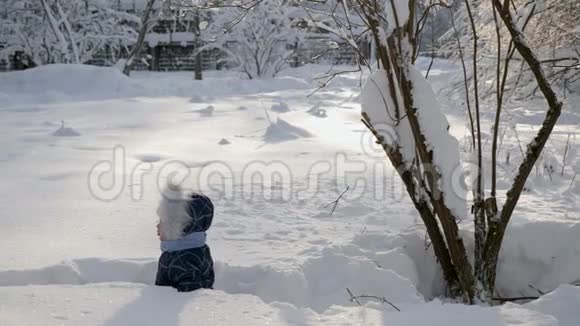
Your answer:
0;61;579;325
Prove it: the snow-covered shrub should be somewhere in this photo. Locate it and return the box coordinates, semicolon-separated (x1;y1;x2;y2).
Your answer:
350;0;567;303
199;0;308;79
440;0;579;97
0;0;139;66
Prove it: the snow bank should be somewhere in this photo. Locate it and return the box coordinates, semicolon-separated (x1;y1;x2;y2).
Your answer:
495;221;580;298
350;230;446;298
0;227;578;325
0;65;314;106
376;299;557;325
0;64;145;104
525;285;580;326
1;283;563;326
0;227;456;312
132;72;311;99
218;245;422;313
0;285;296;326
0;247;422;314
0;258;156;286
0;230;430;313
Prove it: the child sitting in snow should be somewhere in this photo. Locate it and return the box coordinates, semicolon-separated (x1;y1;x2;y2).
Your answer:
155;184;215;292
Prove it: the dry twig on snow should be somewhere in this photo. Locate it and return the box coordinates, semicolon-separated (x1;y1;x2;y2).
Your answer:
324;185;350;215
346;288;401;311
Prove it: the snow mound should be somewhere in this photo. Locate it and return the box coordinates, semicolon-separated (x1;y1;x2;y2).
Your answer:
51;121;81;137
0;65;314;105
217;246;423;313
198;105;215;117
133;153;168;163
0;283;562;326
0;64;145;104
1;228;576;324
307;104;327;118
0;285;298;326
0;230;432;313
263;118;313;143
270;102;290;113
0;258;156;286
0;253;422;314
495;221;580;298
525;285;580;326
380;299;557;326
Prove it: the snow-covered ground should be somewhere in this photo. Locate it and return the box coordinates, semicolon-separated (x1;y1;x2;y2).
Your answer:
0;61;579;325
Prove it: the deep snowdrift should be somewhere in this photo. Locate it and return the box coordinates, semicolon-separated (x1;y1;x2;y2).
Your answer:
0;64;145;103
1;225;579;324
0;64;316;105
4;283;576;326
1;229;579;325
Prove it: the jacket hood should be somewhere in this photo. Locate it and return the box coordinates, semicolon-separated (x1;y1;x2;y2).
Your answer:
182;193;214;234
157;184;213;240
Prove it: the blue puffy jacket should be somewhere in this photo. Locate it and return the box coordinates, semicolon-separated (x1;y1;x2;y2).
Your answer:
155;193;214;292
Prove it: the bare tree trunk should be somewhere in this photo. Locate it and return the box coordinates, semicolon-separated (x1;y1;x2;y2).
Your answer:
352;0;564;303
480;0;564;296
463;0;486;283
123;0;156;76
362;113;461;295
490;5;502;205
449;9;476;151
193;10;203;80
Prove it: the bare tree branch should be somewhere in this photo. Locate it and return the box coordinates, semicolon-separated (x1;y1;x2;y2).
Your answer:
482;0;565;296
324;185;350;215
346;288;401;311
